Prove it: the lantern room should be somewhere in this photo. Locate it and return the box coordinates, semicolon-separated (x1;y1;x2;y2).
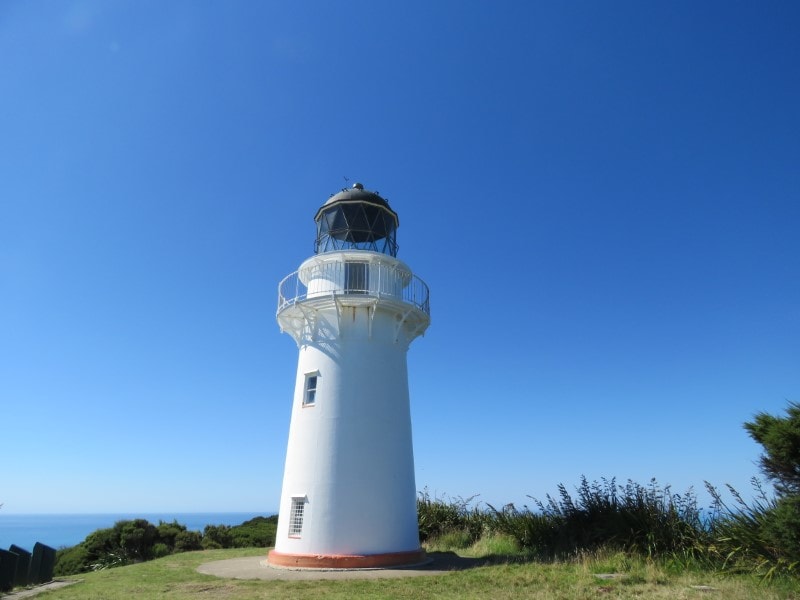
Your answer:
314;183;399;256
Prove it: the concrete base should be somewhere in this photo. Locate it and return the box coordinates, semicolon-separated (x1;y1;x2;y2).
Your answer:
267;548;427;569
197;552;481;581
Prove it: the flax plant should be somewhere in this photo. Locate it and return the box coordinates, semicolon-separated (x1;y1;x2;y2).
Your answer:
491;477;707;559
705;478;798;579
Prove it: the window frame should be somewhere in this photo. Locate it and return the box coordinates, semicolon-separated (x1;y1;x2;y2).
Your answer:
288;496;307;538
303;371;319;407
344;260;369;294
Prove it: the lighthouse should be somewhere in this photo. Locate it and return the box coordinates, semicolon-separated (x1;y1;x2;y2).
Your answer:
268;184;430;569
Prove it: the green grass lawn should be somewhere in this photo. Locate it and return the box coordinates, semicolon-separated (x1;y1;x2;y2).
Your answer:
37;547;800;600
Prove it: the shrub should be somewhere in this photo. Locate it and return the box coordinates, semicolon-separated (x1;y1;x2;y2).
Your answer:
174;530;202;552
744;401;800;497
54;544;90;576
202;524;234;549
119;519;159;560
764;495;800;562
90;549;130;571
53;516;276;575
151;543;171;559
82;526;119;563
229;516;277;548
157;520;188;550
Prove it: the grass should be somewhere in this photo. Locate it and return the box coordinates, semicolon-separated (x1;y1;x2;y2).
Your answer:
34;477;800;597
36;545;800;600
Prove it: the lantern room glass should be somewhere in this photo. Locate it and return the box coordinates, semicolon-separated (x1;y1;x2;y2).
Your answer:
314;201;399;256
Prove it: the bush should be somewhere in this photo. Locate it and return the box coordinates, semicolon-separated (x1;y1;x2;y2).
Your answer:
157;520;188;550
202;525;234;549
744;401;800;497
82;526;119;564
229;516;277;548
174;530;202;552
54;545;90;576
765;496;800;562
119;519;159;560
702;401;800;578
151;543;171;559
54;515;277;575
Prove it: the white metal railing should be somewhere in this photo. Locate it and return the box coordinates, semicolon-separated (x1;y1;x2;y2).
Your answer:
277;260;430;317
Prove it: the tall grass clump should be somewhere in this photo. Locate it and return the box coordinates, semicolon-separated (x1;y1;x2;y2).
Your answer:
416;475;800;579
417;488;488;547
491;477;708;560
705;478;799;579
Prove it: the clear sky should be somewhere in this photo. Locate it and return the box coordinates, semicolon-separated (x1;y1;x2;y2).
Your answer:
1;1;798;514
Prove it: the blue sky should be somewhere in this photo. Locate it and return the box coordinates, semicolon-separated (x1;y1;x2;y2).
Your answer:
1;1;798;514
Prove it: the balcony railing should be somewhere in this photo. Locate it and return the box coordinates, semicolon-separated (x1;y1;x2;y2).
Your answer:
277;261;430;317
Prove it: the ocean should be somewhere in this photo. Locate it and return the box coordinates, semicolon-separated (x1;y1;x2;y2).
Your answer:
0;512;276;551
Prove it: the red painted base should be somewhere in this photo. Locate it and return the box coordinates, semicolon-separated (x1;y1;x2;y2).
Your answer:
267;548;428;569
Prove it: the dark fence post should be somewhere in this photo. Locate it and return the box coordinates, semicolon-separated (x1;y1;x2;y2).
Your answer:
29;542;56;585
0;549;19;592
9;544;32;587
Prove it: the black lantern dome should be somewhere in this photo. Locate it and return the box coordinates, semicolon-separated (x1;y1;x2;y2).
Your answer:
314;183;399;256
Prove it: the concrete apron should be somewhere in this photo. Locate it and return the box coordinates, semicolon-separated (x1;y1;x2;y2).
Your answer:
197;553;482;581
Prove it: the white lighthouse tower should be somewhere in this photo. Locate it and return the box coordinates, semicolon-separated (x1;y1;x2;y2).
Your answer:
268;184;430;569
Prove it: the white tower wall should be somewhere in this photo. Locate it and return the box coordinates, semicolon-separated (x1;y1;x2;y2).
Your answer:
270;249;429;568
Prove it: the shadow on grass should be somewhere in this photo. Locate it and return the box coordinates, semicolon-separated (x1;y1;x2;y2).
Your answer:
424;551;538;571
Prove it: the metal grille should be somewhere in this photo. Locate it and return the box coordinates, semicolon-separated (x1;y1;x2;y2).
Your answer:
289;498;305;536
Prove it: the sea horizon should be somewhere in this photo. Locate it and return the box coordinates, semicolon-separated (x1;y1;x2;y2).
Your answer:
0;511;278;551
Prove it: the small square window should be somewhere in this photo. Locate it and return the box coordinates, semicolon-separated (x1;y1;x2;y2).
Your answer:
303;373;318;406
289;497;306;537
